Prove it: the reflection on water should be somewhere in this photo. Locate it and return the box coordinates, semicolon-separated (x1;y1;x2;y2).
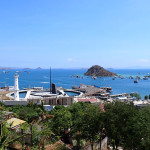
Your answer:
65;91;80;97
11;92;27;98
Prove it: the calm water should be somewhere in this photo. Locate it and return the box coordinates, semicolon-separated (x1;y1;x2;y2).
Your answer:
65;91;80;97
11;92;27;98
1;68;150;98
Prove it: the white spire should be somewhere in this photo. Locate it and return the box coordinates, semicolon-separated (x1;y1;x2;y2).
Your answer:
14;72;19;101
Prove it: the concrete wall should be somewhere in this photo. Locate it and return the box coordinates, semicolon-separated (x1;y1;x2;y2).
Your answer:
28;97;73;106
0;100;27;106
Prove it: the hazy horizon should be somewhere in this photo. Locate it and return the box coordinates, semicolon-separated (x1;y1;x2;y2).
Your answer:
2;65;150;70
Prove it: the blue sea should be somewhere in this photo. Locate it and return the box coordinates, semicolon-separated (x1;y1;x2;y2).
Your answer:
0;68;150;98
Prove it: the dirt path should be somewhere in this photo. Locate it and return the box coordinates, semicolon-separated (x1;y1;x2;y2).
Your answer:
0;91;13;100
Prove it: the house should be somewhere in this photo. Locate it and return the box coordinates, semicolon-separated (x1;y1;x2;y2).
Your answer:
6;117;26;130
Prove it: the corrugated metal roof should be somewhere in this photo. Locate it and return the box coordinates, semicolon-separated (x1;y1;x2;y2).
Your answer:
6;117;26;128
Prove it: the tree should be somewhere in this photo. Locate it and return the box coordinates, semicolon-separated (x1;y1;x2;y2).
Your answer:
10;105;43;147
130;93;141;100
120;105;150;150
134;93;141;100
134;106;150;149
0;106;22;149
50;106;72;140
145;95;148;100
104;102;137;149
69;103;103;150
81;104;102;150
69;102;91;149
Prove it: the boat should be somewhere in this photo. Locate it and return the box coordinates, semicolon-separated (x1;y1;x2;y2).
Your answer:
112;77;116;80
101;87;113;93
143;77;148;80
129;76;134;79
92;76;97;80
134;80;138;83
106;87;113;93
74;75;80;78
136;76;141;79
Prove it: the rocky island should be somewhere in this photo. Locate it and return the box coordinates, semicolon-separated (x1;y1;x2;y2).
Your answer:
84;65;117;77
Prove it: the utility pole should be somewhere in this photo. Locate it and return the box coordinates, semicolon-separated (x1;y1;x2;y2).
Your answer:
50;67;52;93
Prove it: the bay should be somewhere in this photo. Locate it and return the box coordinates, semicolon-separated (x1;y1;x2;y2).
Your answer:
0;69;150;98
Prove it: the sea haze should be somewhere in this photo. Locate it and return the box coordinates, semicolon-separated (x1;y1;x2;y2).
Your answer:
0;69;150;98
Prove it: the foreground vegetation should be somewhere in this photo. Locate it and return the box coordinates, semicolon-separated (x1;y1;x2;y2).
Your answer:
0;101;150;149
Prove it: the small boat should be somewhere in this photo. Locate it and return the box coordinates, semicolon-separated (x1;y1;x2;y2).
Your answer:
129;76;134;79
143;77;148;80
112;77;116;80
106;87;113;93
101;87;113;93
92;76;97;80
134;80;138;83
136;76;141;80
74;75;80;78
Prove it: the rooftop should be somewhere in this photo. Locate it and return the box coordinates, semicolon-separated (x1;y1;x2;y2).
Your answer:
7;117;26;129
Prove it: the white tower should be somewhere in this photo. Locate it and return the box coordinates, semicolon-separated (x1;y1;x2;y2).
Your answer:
14;72;19;101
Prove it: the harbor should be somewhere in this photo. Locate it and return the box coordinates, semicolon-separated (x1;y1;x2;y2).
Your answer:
1;70;150;109
0;68;150;98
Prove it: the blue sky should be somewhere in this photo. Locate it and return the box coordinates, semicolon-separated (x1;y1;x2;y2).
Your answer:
0;0;150;69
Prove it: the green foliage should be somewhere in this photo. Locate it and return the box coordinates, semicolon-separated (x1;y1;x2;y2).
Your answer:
80;104;103;150
135;106;150;149
130;93;134;97
145;95;148;100
103;102;150;150
50;106;72;137
4;101;150;149
69;102;104;150
0;122;20;149
0;101;5;107
69;102;90;134
130;93;141;100
9;104;43;123
104;102;137;149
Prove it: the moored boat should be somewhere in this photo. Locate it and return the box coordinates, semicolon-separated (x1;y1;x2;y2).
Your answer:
143;77;148;80
112;77;116;80
134;80;138;83
92;76;97;80
129;76;134;79
136;76;141;79
101;87;113;93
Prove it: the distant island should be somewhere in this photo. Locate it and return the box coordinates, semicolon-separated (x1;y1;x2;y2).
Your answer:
81;67;89;69
23;68;31;70
0;67;11;70
36;67;42;70
84;65;117;77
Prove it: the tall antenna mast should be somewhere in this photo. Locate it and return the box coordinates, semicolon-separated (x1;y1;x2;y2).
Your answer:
50;67;52;93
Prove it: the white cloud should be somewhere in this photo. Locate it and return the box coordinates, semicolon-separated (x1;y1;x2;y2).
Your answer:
67;58;73;62
67;58;77;63
139;59;150;63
